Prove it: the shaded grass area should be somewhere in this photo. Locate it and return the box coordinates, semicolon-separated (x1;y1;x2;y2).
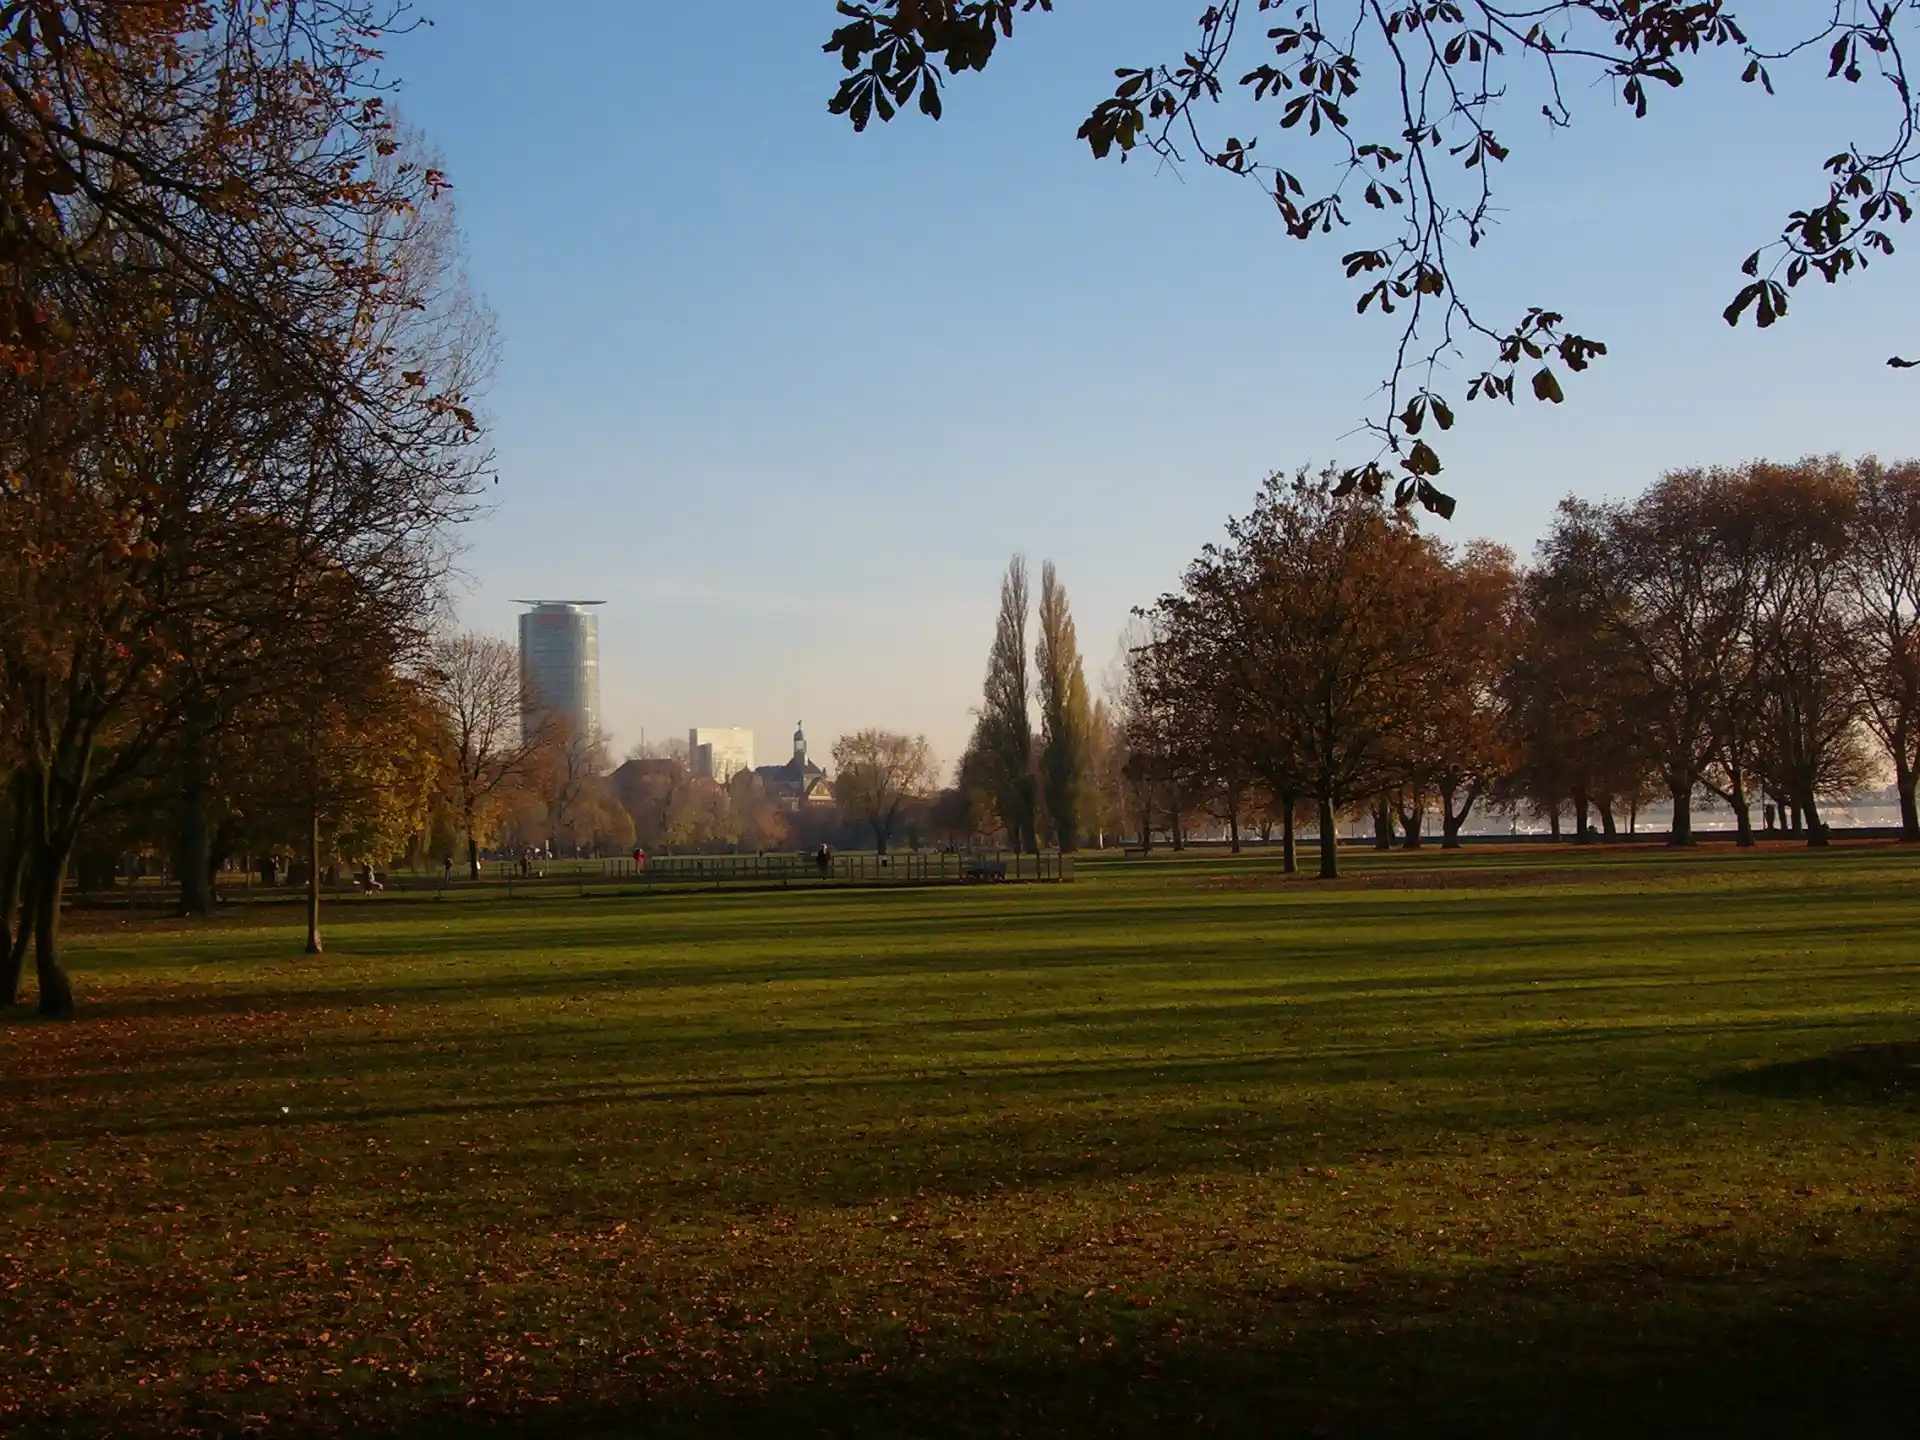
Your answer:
3;845;1919;1436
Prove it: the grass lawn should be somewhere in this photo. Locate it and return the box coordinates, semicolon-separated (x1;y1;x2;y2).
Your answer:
3;844;1918;1436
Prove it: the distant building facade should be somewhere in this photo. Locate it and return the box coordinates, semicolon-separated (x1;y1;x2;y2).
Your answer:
517;601;602;743
752;723;833;810
689;727;754;784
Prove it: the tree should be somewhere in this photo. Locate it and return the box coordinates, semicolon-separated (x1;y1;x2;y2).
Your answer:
1694;475;1773;848
430;635;557;880
614;756;698;853
827;4;1920;496
1036;561;1094;851
293;661;442;955
1739;460;1866;847
1082;698;1125;849
1219;471;1448;877
979;555;1039;852
1502;556;1652;842
1838;459;1920;840
1421;541;1518;847
1;32;488;1011
1148;549;1265;853
1547;486;1722;845
243;562;442;955
727;770;791;852
1110;615;1180;852
831;731;937;854
540;721;612;856
950;731;1008;847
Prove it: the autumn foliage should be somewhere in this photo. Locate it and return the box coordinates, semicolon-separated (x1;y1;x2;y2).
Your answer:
1115;458;1920;871
1;4;490;1012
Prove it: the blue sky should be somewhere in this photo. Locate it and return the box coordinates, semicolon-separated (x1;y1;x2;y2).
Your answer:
385;3;1920;769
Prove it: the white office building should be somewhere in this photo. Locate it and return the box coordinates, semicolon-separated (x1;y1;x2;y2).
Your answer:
517;601;603;743
689;727;754;784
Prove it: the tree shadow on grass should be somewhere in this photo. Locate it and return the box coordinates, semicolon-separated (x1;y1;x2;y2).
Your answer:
1717;1041;1920;1106
38;1239;1909;1440
553;1299;1915;1440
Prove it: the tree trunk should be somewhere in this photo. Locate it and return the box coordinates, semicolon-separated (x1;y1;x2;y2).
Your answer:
1371;801;1393;852
1670;783;1694;846
1317;793;1339;879
31;842;75;1018
1896;754;1919;842
1397;794;1428;852
1730;792;1754;848
306;798;324;955
1281;793;1298;875
1572;790;1592;844
1801;783;1828;849
1598;798;1618;841
1547;807;1562;840
1714;763;1754;848
175;697;215;916
1;777;28;1005
2;913;27;1008
1227;799;1241;855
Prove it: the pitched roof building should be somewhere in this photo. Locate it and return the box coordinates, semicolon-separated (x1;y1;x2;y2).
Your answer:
752;724;833;810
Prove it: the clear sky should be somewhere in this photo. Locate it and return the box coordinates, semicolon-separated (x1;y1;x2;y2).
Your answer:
384;3;1920;771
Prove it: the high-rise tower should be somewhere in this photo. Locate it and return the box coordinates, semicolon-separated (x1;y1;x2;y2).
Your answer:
514;600;603;743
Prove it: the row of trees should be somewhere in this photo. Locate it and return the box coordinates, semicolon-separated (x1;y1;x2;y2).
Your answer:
1116;459;1920;878
2;6;490;1014
1518;458;1920;846
952;557;1104;852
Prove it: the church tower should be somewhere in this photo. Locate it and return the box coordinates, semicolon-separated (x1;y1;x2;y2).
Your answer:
792;722;807;769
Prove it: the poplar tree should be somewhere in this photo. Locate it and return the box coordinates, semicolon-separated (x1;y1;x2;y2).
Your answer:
980;556;1038;854
1036;561;1093;851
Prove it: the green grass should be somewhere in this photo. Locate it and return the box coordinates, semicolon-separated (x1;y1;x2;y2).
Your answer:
3;844;1919;1436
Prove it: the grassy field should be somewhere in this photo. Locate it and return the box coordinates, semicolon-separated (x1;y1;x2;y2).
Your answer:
3;844;1918;1437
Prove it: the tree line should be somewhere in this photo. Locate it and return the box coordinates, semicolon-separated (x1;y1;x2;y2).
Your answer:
1111;458;1920;878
